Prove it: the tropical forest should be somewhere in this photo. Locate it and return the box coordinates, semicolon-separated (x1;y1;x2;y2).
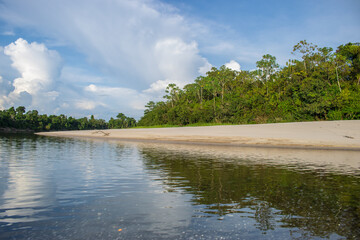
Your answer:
138;41;360;126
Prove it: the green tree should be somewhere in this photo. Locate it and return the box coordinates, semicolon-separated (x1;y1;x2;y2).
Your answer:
164;83;181;108
292;40;318;74
256;54;279;95
336;42;360;84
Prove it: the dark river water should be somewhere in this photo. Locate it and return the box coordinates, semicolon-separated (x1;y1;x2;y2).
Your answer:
0;133;359;239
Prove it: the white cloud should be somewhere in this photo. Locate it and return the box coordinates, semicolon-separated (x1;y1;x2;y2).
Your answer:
0;0;214;118
149;37;211;92
4;38;62;95
154;38;206;83
1;38;62;112
0;38;151;119
0;0;210;89
225;60;241;72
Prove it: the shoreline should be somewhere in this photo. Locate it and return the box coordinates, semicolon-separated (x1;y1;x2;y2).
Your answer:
0;127;34;134
36;120;360;151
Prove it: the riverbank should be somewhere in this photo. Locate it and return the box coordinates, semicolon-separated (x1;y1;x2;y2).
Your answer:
0;127;34;133
35;120;360;150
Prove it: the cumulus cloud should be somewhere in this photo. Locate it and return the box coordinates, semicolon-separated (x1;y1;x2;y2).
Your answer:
1;38;62;112
225;60;241;72
154;38;209;82
4;38;62;95
0;38;152;119
0;0;210;90
0;0;215;118
143;38;211;94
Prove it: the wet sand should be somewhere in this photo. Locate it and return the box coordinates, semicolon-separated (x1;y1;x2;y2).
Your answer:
36;120;360;151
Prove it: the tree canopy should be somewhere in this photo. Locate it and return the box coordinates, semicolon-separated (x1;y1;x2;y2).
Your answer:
0;107;136;132
138;41;360;126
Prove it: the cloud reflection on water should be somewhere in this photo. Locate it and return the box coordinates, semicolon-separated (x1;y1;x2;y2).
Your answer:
0;135;193;238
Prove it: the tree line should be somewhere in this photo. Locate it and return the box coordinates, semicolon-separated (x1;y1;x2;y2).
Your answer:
138;41;360;126
0;106;136;132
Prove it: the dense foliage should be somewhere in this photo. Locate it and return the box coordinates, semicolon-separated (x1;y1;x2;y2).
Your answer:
138;41;360;126
0;106;136;132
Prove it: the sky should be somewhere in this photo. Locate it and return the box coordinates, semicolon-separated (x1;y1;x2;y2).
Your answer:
0;0;359;120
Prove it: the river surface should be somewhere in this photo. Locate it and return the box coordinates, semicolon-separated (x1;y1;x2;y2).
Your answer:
0;133;359;239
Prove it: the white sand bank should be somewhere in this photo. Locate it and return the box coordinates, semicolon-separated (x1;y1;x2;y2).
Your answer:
36;120;360;150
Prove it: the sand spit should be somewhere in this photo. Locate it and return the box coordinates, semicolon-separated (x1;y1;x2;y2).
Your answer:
36;120;360;151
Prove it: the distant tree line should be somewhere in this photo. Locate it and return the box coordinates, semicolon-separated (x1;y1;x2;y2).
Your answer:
0;106;136;132
138;41;360;126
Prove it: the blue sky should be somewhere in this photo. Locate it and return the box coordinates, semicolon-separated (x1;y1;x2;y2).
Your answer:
0;0;359;119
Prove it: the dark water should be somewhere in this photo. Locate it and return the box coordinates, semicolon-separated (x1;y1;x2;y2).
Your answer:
0;134;359;239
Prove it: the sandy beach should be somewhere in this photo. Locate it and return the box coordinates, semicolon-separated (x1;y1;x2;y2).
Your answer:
36;120;360;150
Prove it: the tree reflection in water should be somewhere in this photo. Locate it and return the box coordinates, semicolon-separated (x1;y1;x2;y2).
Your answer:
140;147;360;239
